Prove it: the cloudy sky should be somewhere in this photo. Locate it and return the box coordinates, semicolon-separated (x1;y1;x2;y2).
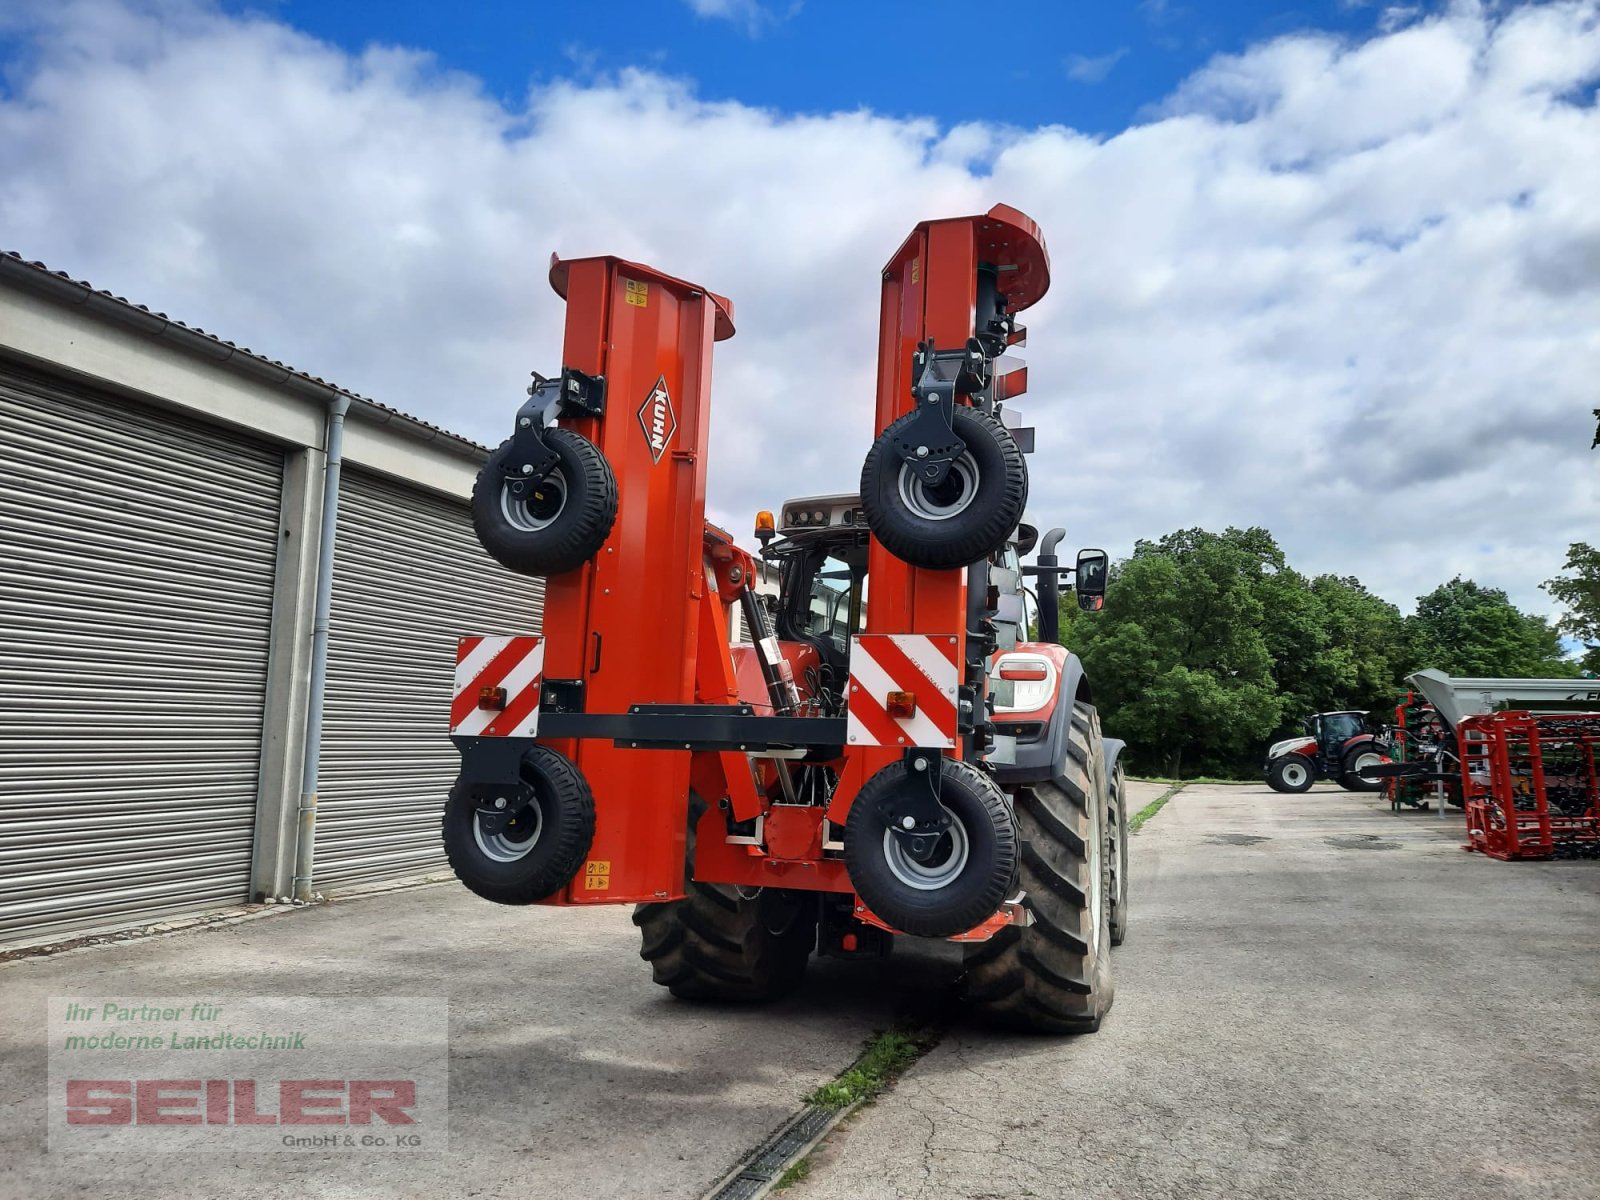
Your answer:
2;0;1597;619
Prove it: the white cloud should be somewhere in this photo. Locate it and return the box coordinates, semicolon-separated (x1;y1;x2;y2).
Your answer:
1066;48;1129;84
680;0;797;36
1;0;1598;622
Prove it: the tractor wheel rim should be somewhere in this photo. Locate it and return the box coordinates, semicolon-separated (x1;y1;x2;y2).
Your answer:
881;806;970;891
897;453;979;522
1355;751;1383;774
501;469;568;533
1283;762;1308;787
1111;784;1125;903
473;803;543;862
759;889;809;937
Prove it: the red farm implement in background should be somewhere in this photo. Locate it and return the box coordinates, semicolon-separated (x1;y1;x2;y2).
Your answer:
1458;712;1600;861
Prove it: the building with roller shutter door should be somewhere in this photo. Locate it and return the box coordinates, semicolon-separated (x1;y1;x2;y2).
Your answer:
0;251;542;949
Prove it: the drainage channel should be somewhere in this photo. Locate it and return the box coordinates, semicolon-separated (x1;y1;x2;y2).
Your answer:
699;1024;943;1200
700;1103;855;1200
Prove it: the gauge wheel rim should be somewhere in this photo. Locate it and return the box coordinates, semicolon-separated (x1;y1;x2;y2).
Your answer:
473;803;543;862
881;806;971;891
897;453;979;522
500;469;568;533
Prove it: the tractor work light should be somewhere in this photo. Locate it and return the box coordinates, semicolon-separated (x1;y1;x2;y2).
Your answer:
886;690;918;719
990;654;1057;714
478;685;508;711
999;664;1048;681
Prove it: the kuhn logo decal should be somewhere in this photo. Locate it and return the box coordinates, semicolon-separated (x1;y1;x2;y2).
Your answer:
637;376;677;465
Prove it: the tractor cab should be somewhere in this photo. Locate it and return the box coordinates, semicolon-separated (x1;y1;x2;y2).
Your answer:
750;494;868;708
1307;711;1368;765
753;495;1089;679
751;496;1106;746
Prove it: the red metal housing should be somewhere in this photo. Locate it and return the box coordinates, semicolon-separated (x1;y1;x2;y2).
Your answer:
455;206;1055;940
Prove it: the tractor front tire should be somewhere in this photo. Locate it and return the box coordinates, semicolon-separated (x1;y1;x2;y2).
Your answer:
844;757;1019;939
860;405;1028;571
1108;760;1130;947
1341;743;1387;792
962;702;1115;1034
472;429;618;577
1266;754;1315;793
442;745;595;905
634;798;816;1002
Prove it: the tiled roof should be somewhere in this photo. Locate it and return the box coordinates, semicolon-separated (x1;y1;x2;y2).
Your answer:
0;250;486;454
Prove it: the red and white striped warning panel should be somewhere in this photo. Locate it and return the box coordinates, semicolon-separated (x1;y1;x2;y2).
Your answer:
847;634;960;749
450;635;545;737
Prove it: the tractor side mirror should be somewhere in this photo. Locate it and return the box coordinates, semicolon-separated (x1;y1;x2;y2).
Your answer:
1075;549;1108;612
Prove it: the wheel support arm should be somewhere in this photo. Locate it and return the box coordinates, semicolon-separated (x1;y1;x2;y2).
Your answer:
500;368;607;497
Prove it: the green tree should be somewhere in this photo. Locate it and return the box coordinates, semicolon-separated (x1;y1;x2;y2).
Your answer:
1306;575;1408;711
1054;532;1569;776
1543;542;1600;673
1404;577;1574;678
1066;529;1283;777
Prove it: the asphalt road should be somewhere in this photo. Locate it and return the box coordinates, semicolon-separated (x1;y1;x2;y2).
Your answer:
787;783;1600;1200
0;879;934;1200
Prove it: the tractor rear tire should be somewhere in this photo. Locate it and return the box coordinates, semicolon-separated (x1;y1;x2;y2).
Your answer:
860;406;1028;571
472;429;618;577
1266;754;1315;793
442;744;595;905
1108;760;1130;947
962;703;1115;1033
634;797;816;1002
1341;743;1387;792
844;757;1020;939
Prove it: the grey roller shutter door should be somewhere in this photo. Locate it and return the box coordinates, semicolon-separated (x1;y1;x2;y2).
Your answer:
0;367;281;946
315;469;543;888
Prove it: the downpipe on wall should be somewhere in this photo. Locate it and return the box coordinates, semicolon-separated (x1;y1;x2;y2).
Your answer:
293;395;350;901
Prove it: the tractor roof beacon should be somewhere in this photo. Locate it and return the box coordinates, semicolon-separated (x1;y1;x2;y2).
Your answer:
446;207;1127;1033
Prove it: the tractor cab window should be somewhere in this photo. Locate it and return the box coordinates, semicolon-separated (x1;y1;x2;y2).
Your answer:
806;556;858;651
1318;712;1365;744
775;543;866;674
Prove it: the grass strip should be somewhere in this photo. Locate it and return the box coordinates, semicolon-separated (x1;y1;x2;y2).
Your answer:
805;1024;939;1110
1129;782;1185;832
774;1159;812;1191
1127;775;1257;786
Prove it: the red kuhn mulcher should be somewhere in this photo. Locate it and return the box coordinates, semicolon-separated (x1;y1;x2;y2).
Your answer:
443;206;1128;1032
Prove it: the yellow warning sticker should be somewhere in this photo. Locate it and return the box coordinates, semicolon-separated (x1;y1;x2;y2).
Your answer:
910;257;920;285
583;860;611;890
624;279;649;308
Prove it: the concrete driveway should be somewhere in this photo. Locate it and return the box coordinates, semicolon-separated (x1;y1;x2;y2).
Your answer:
0;880;936;1200
6;782;1596;1200
787;783;1600;1200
